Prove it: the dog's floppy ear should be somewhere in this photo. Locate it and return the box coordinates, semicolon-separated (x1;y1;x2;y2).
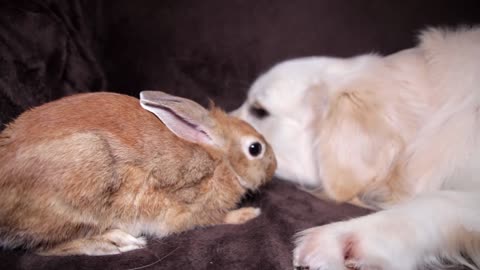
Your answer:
314;89;403;202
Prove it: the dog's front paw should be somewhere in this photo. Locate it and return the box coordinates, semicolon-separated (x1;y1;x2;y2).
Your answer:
293;218;417;270
293;223;354;270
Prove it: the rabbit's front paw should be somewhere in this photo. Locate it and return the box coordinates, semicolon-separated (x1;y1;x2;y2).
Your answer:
223;207;261;224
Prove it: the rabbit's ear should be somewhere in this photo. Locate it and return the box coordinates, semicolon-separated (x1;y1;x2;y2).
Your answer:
140;91;219;146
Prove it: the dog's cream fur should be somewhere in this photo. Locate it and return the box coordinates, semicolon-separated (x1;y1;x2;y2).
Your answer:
233;26;480;269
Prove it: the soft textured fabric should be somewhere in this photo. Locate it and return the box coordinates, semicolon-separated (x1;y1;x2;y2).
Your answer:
0;1;479;269
0;0;106;127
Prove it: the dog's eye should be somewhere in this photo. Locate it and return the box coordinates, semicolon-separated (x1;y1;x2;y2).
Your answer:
249;103;269;119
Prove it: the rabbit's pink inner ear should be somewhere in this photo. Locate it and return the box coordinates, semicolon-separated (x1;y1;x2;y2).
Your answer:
140;100;215;146
161;113;213;145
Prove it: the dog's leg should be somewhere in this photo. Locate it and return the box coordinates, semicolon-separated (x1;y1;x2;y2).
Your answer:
293;191;480;270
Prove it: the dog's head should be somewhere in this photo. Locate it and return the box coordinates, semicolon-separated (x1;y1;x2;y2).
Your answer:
233;55;409;203
232;57;341;187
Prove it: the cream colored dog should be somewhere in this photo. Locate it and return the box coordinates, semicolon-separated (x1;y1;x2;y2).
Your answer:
233;26;480;269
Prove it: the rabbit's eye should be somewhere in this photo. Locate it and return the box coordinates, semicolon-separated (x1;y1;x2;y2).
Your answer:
248;142;262;157
249;103;269;119
242;137;265;160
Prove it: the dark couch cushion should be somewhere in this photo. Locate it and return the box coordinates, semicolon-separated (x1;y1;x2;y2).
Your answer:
0;0;106;128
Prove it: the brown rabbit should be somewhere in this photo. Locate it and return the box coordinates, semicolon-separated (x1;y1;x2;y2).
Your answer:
0;91;276;256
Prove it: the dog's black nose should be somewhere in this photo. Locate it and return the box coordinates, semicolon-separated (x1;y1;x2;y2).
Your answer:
294;266;309;270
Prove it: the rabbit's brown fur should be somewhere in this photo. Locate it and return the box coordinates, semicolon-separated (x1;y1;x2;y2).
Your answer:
0;92;276;255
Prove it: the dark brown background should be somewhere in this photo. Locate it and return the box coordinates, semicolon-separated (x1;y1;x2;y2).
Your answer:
0;0;479;269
